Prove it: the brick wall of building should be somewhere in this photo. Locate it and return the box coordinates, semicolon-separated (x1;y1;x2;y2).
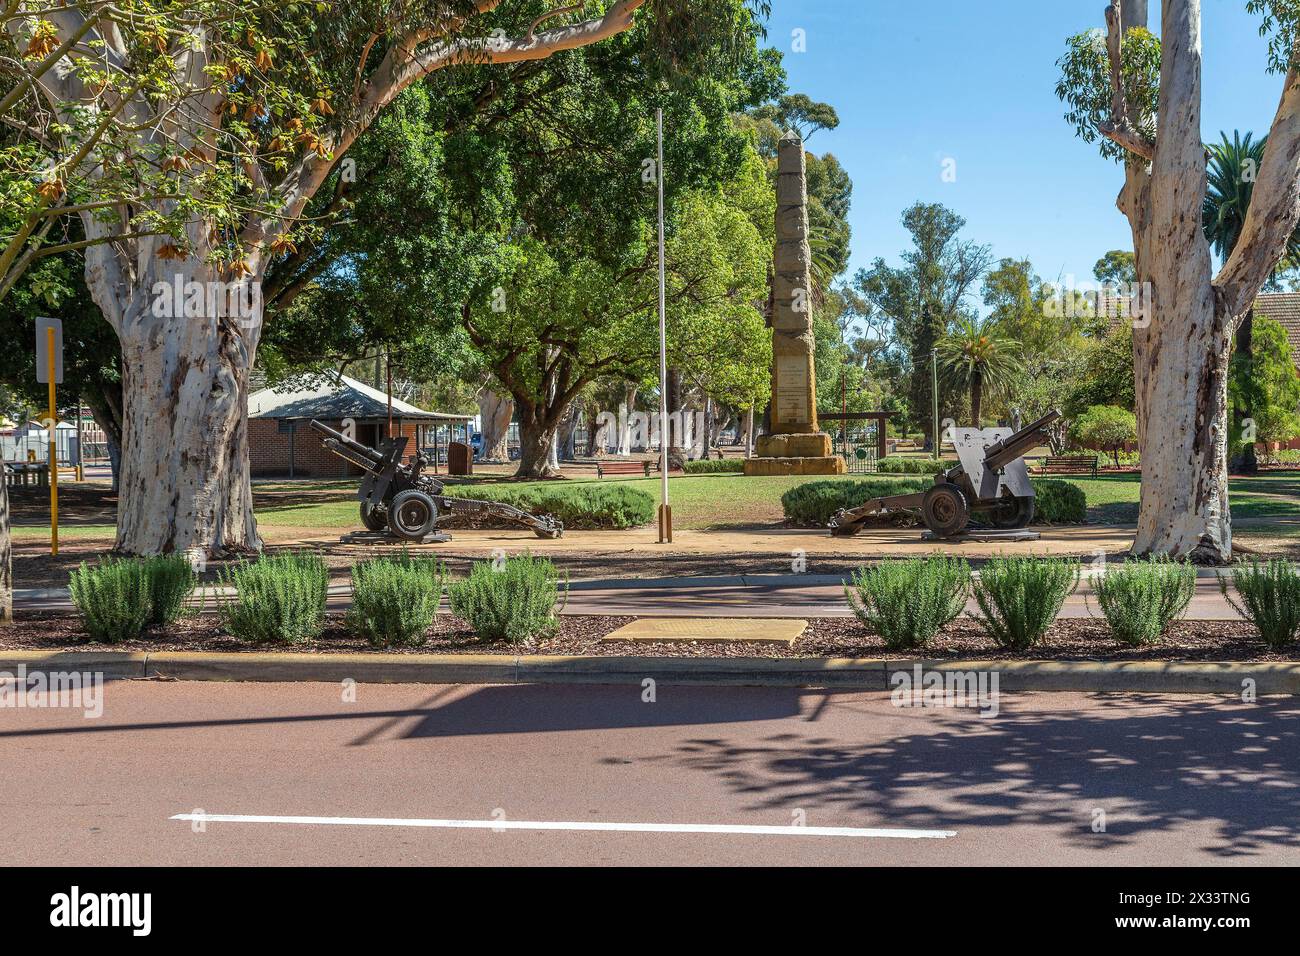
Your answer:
248;418;441;477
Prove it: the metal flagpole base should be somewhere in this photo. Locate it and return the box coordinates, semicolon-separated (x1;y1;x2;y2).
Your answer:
658;504;673;543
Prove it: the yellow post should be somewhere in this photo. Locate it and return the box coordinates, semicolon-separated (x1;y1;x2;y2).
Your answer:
47;325;58;556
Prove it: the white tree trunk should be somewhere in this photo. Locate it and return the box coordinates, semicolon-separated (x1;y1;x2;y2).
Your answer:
1130;272;1233;559
1113;0;1233;561
618;383;638;455
85;248;263;557
476;387;513;460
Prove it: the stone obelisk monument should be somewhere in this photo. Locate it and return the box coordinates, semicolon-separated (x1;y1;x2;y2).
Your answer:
745;130;846;476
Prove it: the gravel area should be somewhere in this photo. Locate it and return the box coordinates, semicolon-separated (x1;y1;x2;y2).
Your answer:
2;612;1297;662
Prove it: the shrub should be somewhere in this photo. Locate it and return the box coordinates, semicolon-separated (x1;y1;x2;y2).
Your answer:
448;555;566;643
972;556;1079;650
1093;556;1195;645
682;458;746;474
877;456;948;475
1029;479;1087;524
347;555;444;648
68;555;197;642
1220;559;1300;650
441;484;654;530
144;555;198;626
68;558;153;643
1070;405;1137;468
782;478;928;527
845;557;970;649
219;552;329;644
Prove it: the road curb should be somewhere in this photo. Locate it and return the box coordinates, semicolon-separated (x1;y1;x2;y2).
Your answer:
1;650;1297;693
144;651;518;684
0;651;148;679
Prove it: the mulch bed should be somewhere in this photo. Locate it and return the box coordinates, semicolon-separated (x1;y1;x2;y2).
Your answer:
1;612;1297;662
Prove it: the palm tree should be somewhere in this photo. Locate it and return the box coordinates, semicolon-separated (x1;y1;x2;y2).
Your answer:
937;316;1022;427
1203;130;1300;472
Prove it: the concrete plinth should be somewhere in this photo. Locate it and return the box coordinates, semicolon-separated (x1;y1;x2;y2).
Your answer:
744;456;847;477
756;431;834;458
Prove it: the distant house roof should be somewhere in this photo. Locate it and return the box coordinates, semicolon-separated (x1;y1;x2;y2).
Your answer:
248;374;473;422
1253;292;1300;363
1098;291;1300;370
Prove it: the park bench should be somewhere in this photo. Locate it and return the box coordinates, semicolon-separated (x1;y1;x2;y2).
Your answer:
596;459;652;479
1039;455;1099;477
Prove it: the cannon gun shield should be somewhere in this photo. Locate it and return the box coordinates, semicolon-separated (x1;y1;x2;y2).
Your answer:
826;410;1059;538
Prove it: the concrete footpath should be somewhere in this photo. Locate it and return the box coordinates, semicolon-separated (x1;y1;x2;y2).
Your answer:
13;568;1243;620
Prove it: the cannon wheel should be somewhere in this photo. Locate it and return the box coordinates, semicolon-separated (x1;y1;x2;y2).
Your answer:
922;484;969;537
359;501;387;532
387;490;439;540
989;495;1034;530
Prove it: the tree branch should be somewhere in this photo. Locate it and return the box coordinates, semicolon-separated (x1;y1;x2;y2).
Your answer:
1099;0;1154;162
1215;68;1300;317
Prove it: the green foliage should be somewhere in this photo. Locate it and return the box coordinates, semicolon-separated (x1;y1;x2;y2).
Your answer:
1056;26;1161;163
1231;314;1300;449
1030;479;1087;524
442;484;655;530
1246;1;1300;75
972;556;1079;650
1070;405;1137;466
1093;250;1136;285
448;555;566;643
68;555;196;642
1064;329;1136;416
1093;557;1196;646
877;456;947;475
682;458;746;473
937;315;1023;425
68;558;152;643
852;202;993;442
845;557;970;650
144;555;199;627
1220;559;1300;649
218;553;328;644
346;555;444;648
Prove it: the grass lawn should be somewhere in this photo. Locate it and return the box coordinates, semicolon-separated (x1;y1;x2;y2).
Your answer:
12;469;1300;542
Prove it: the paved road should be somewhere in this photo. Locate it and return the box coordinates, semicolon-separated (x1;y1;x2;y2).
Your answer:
1;680;1295;865
14;570;1241;619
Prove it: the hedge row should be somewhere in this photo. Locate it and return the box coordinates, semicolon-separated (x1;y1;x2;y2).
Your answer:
782;478;1087;527
440;483;655;530
876;456;949;475
682;458;746;474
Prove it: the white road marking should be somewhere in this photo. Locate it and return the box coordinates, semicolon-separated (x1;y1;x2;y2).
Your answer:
170;812;955;840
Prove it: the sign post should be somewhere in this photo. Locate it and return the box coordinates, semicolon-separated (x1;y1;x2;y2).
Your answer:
36;317;63;555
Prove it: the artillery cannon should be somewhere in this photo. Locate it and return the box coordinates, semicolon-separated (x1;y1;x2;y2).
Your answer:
828;410;1061;539
309;420;563;541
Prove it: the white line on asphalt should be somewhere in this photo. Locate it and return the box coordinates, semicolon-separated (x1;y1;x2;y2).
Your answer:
170;812;955;839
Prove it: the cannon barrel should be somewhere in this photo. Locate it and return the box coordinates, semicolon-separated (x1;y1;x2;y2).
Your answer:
309;419;384;466
981;409;1061;472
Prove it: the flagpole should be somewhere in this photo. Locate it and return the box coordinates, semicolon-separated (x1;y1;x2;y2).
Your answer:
656;107;672;543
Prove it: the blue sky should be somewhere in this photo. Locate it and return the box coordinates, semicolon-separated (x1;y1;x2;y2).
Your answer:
766;0;1285;292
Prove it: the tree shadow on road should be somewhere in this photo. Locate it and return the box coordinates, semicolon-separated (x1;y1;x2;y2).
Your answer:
651;693;1300;858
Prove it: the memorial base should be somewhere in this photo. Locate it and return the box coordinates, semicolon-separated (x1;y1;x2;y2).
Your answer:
755;432;834;458
744;455;847;477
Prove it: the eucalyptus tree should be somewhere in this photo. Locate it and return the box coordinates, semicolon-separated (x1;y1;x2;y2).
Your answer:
1057;0;1300;560
3;0;658;556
